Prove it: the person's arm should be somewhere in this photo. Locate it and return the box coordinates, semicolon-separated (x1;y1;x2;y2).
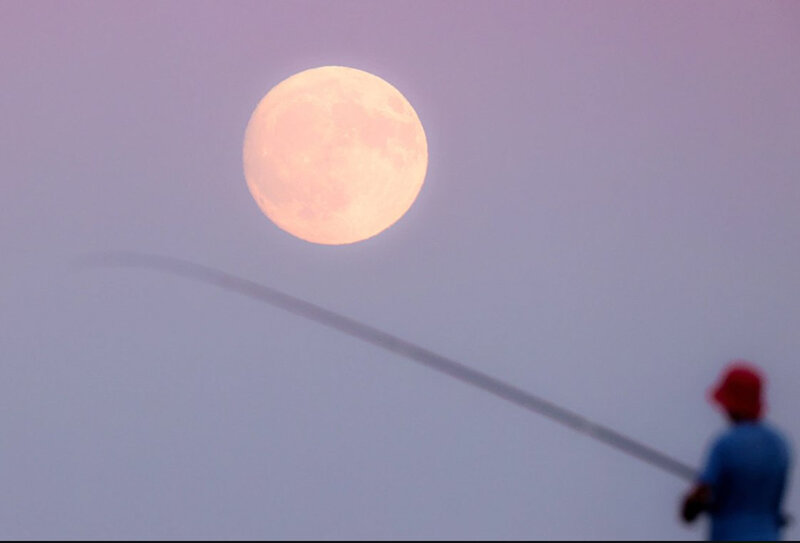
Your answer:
681;439;723;524
775;439;792;529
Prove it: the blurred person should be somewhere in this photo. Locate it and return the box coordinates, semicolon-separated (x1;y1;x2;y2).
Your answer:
681;362;792;541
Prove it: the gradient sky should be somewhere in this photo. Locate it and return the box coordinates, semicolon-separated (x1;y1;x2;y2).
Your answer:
2;1;799;539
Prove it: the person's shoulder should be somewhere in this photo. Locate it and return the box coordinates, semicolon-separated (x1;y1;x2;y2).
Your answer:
759;421;792;454
709;422;786;450
713;423;763;449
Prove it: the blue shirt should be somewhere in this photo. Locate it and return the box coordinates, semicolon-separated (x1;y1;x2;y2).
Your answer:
700;422;791;541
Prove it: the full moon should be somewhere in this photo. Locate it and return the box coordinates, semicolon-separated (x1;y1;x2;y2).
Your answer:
243;66;428;245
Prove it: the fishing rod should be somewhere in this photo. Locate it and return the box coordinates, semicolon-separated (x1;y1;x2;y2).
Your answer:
79;251;698;482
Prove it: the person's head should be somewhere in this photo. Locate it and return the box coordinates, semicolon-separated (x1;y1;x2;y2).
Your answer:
709;361;765;422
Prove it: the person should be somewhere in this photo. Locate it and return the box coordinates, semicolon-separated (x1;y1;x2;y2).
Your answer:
681;361;792;541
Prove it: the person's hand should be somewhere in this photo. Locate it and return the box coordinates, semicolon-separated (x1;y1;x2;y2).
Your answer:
681;484;712;523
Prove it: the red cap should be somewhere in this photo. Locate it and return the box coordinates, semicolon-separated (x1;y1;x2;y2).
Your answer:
709;361;765;419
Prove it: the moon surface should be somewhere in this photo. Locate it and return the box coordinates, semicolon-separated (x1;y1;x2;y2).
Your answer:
243;66;428;245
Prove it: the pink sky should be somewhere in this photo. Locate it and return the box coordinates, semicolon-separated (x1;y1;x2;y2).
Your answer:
1;1;799;539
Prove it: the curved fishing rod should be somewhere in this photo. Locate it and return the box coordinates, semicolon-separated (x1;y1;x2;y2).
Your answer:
79;251;698;482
